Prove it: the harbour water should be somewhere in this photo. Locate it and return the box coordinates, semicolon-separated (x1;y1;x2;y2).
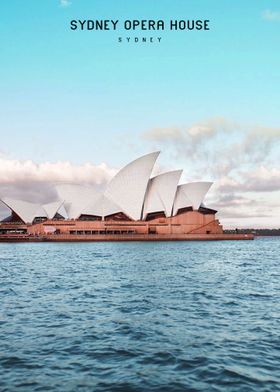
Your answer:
0;238;279;391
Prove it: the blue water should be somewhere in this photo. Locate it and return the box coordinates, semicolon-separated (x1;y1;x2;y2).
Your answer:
0;238;279;392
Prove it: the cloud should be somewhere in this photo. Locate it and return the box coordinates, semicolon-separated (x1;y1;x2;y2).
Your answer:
143;118;280;178
60;0;71;8
211;191;280;229
262;9;280;22
0;157;115;185
144;127;183;143
144;117;235;146
142;118;280;228
245;167;280;191
0;156;116;203
217;167;280;193
213;193;254;208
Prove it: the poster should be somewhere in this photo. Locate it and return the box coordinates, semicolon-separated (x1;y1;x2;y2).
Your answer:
0;1;279;391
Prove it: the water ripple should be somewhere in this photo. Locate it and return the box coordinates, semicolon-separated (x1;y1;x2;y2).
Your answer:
0;238;279;391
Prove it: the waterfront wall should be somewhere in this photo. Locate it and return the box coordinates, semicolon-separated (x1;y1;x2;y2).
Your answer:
0;233;254;242
26;210;223;236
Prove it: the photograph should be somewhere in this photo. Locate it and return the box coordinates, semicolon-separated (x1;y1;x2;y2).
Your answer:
0;1;279;391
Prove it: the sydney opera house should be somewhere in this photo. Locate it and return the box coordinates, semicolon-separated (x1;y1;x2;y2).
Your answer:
0;152;252;241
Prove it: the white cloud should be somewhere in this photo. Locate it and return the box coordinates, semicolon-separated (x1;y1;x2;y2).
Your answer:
142;118;280;228
216;167;280;193
0;157;116;186
143;118;280;178
60;0;71;8
0;156;118;219
144;127;183;143
262;9;280;22
188;125;213;137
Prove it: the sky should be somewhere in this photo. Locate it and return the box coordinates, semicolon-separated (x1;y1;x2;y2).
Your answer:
0;0;279;228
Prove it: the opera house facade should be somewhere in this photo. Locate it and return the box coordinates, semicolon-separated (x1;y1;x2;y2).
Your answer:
0;152;251;241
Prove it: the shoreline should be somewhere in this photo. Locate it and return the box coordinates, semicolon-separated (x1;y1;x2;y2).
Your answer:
0;233;254;242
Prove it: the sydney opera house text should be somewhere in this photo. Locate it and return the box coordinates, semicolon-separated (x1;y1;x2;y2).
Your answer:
70;19;210;31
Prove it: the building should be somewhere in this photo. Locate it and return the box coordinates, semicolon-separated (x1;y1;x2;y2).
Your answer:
0;152;241;241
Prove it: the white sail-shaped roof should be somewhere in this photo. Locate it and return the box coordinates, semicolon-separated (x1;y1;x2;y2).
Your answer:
183;182;213;210
0;154;216;224
104;152;160;220
57;203;68;219
173;186;193;216
173;182;213;214
1;198;47;224
81;194;122;218
143;170;182;219
43;201;65;219
55;184;100;219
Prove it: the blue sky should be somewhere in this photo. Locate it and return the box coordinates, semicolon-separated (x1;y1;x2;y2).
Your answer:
0;0;279;227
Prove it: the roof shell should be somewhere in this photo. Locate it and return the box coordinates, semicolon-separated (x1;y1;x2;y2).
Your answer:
0;155;215;223
57;203;68;219
104;152;160;220
43;200;66;219
173;186;193;216
81;194;123;218
1;197;48;224
55;184;100;219
173;182;213;214
143;170;182;219
183;182;213;210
